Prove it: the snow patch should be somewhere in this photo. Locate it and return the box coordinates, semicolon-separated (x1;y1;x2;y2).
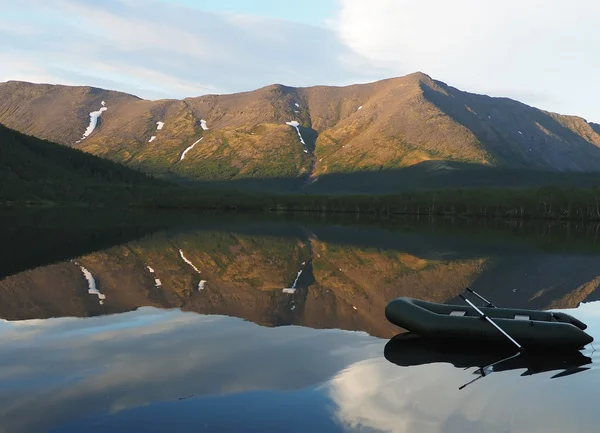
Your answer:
198;280;207;291
179;249;201;273
353;306;358;310
156;121;165;130
154;278;162;287
285;121;306;146
79;265;106;304
147;266;155;273
200;119;209;130
357;106;363;110
295;102;300;108
283;268;303;293
148;136;156;143
78;105;108;142
101;101;106;107
518;131;523;135
291;305;296;311
180;137;203;161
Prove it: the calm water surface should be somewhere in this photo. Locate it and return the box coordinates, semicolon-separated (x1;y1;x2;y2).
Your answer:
2;211;600;432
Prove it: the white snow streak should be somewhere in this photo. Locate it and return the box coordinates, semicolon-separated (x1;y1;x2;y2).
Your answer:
295;102;300;108
78;105;108;142
198;280;207;291
283;268;303;294
518;131;523;135
179;249;201;273
79;265;106;304
154;278;162;287
147;266;155;273
180;137;203;161
285;121;306;145
291;305;296;311
357;106;363;110
101;101;106;107
200;119;209;130
148;136;156;143
156;121;165;130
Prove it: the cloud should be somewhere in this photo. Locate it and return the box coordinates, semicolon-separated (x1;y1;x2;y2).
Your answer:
335;0;600;122
1;0;598;122
0;0;384;99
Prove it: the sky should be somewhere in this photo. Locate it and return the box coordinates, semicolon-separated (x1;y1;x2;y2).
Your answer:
0;0;598;122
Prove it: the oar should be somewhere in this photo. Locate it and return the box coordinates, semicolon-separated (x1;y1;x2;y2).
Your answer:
459;294;523;352
459;352;522;390
465;287;496;308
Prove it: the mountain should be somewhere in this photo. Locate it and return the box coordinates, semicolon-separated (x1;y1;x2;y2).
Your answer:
0;123;159;203
2;73;600;192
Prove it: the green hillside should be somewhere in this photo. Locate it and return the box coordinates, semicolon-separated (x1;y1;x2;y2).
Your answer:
0;124;161;204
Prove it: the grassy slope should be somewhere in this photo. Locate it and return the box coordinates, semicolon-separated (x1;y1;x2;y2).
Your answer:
4;74;600;191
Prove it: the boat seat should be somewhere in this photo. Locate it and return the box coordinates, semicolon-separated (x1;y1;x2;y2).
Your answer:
449;310;467;316
514;314;530;320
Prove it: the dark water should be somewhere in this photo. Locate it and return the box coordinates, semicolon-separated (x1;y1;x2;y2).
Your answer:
2;210;600;432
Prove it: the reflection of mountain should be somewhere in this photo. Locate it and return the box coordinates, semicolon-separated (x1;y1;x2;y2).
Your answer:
3;219;600;337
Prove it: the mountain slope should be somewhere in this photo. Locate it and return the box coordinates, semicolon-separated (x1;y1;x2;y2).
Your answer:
0;123;159;202
2;73;600;190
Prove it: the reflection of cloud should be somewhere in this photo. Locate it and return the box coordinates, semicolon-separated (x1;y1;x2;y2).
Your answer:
329;303;600;433
0;308;381;433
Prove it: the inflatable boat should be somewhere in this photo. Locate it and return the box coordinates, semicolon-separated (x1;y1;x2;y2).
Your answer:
385;297;593;349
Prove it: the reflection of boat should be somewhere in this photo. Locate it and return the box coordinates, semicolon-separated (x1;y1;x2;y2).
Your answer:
384;333;592;378
385;297;593;349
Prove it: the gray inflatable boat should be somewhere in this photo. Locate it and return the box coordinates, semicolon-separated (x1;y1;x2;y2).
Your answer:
385;297;593;349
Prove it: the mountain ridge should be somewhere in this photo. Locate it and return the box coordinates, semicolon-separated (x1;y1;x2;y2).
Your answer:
2;72;600;191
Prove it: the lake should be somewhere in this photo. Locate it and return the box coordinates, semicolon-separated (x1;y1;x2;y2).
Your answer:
1;209;600;432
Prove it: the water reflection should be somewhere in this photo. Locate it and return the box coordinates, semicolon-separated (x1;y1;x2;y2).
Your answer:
3;215;600;338
0;303;599;432
384;334;592;384
3;214;600;431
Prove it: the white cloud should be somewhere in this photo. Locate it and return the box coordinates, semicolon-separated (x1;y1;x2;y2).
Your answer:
1;0;598;122
0;0;381;99
335;0;600;122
